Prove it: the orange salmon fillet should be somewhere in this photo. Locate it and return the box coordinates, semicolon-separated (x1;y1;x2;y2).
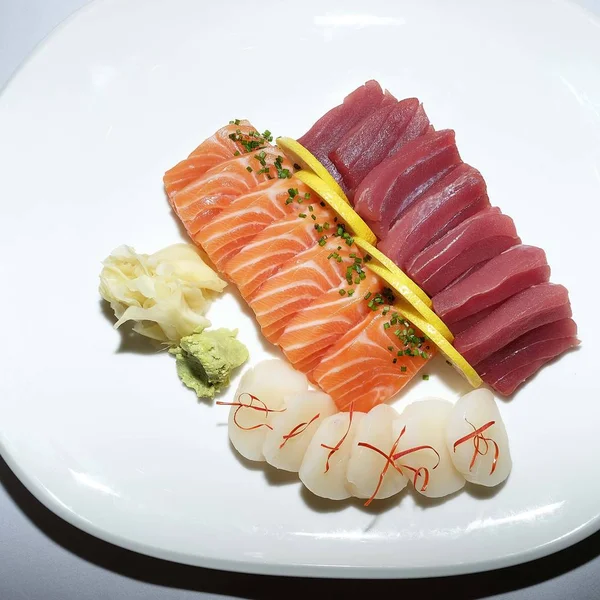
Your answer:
171;147;294;238
248;240;351;343
313;311;433;412
225;202;336;300
196;179;313;273
163;121;268;199
278;263;381;377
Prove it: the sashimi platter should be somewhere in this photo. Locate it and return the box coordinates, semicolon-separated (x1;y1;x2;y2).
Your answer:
100;80;575;504
1;0;598;578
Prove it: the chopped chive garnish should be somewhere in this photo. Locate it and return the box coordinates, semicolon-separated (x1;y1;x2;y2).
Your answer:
293;163;302;171
339;289;346;296
401;366;407;372
384;322;391;330
347;289;355;296
298;213;307;218
234;151;241;156
422;374;430;381
246;166;253;172
387;346;394;351
308;205;314;212
393;358;398;364
311;214;317;220
364;291;372;300
288;188;298;197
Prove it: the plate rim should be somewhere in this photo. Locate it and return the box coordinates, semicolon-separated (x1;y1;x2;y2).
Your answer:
2;436;598;578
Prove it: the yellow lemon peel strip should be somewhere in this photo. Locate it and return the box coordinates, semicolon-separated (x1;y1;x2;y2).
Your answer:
366;263;454;343
276;137;349;203
353;237;432;308
391;300;482;389
295;170;377;245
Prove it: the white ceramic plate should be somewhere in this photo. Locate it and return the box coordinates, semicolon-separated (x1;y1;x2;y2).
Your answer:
1;0;599;578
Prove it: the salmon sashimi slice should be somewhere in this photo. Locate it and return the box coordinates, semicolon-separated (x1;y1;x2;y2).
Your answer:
225;202;336;300
248;240;351;343
313;310;433;412
163;121;271;199
171;147;294;238
278;260;381;377
195;179;314;272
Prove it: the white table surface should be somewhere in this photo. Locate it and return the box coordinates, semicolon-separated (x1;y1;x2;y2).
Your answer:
1;1;600;598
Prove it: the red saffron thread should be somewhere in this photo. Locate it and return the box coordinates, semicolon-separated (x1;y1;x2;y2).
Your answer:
279;413;321;449
402;465;431;492
321;402;354;473
453;419;499;475
216;392;285;432
357;432;404;507
357;425;441;504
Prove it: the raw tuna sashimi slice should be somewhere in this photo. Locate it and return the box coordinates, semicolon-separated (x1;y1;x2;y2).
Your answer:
164;121;268;199
225;203;336;300
298;80;392;188
433;245;550;325
406;207;521;296
385;103;432;159
248;241;350;343
278;270;380;378
330;98;429;192
453;283;573;366
354;130;462;238
477;319;579;395
170;147;294;238
379;163;489;269
447;304;499;335
195;179;314;272
313;311;433;412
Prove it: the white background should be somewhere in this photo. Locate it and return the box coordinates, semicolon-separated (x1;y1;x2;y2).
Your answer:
1;1;599;599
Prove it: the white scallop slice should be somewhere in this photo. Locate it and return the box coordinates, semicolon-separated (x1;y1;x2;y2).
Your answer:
445;388;512;487
392;398;466;498
346;404;408;501
299;411;366;500
227;359;308;462
262;390;337;472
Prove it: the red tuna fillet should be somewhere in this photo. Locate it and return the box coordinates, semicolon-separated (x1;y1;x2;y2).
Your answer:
353;130;462;238
329;98;430;191
433;245;550;324
453;283;573;366
379;163;489;269
406;207;521;296
298;80;392;188
477;319;579;395
448;304;499;335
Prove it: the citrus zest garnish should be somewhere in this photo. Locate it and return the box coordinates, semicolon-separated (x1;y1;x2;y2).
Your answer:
295;171;377;245
365;263;454;342
276;137;349;203
353;237;432;307
387;301;483;389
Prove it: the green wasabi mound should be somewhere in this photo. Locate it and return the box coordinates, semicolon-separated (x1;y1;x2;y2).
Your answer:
170;328;249;399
